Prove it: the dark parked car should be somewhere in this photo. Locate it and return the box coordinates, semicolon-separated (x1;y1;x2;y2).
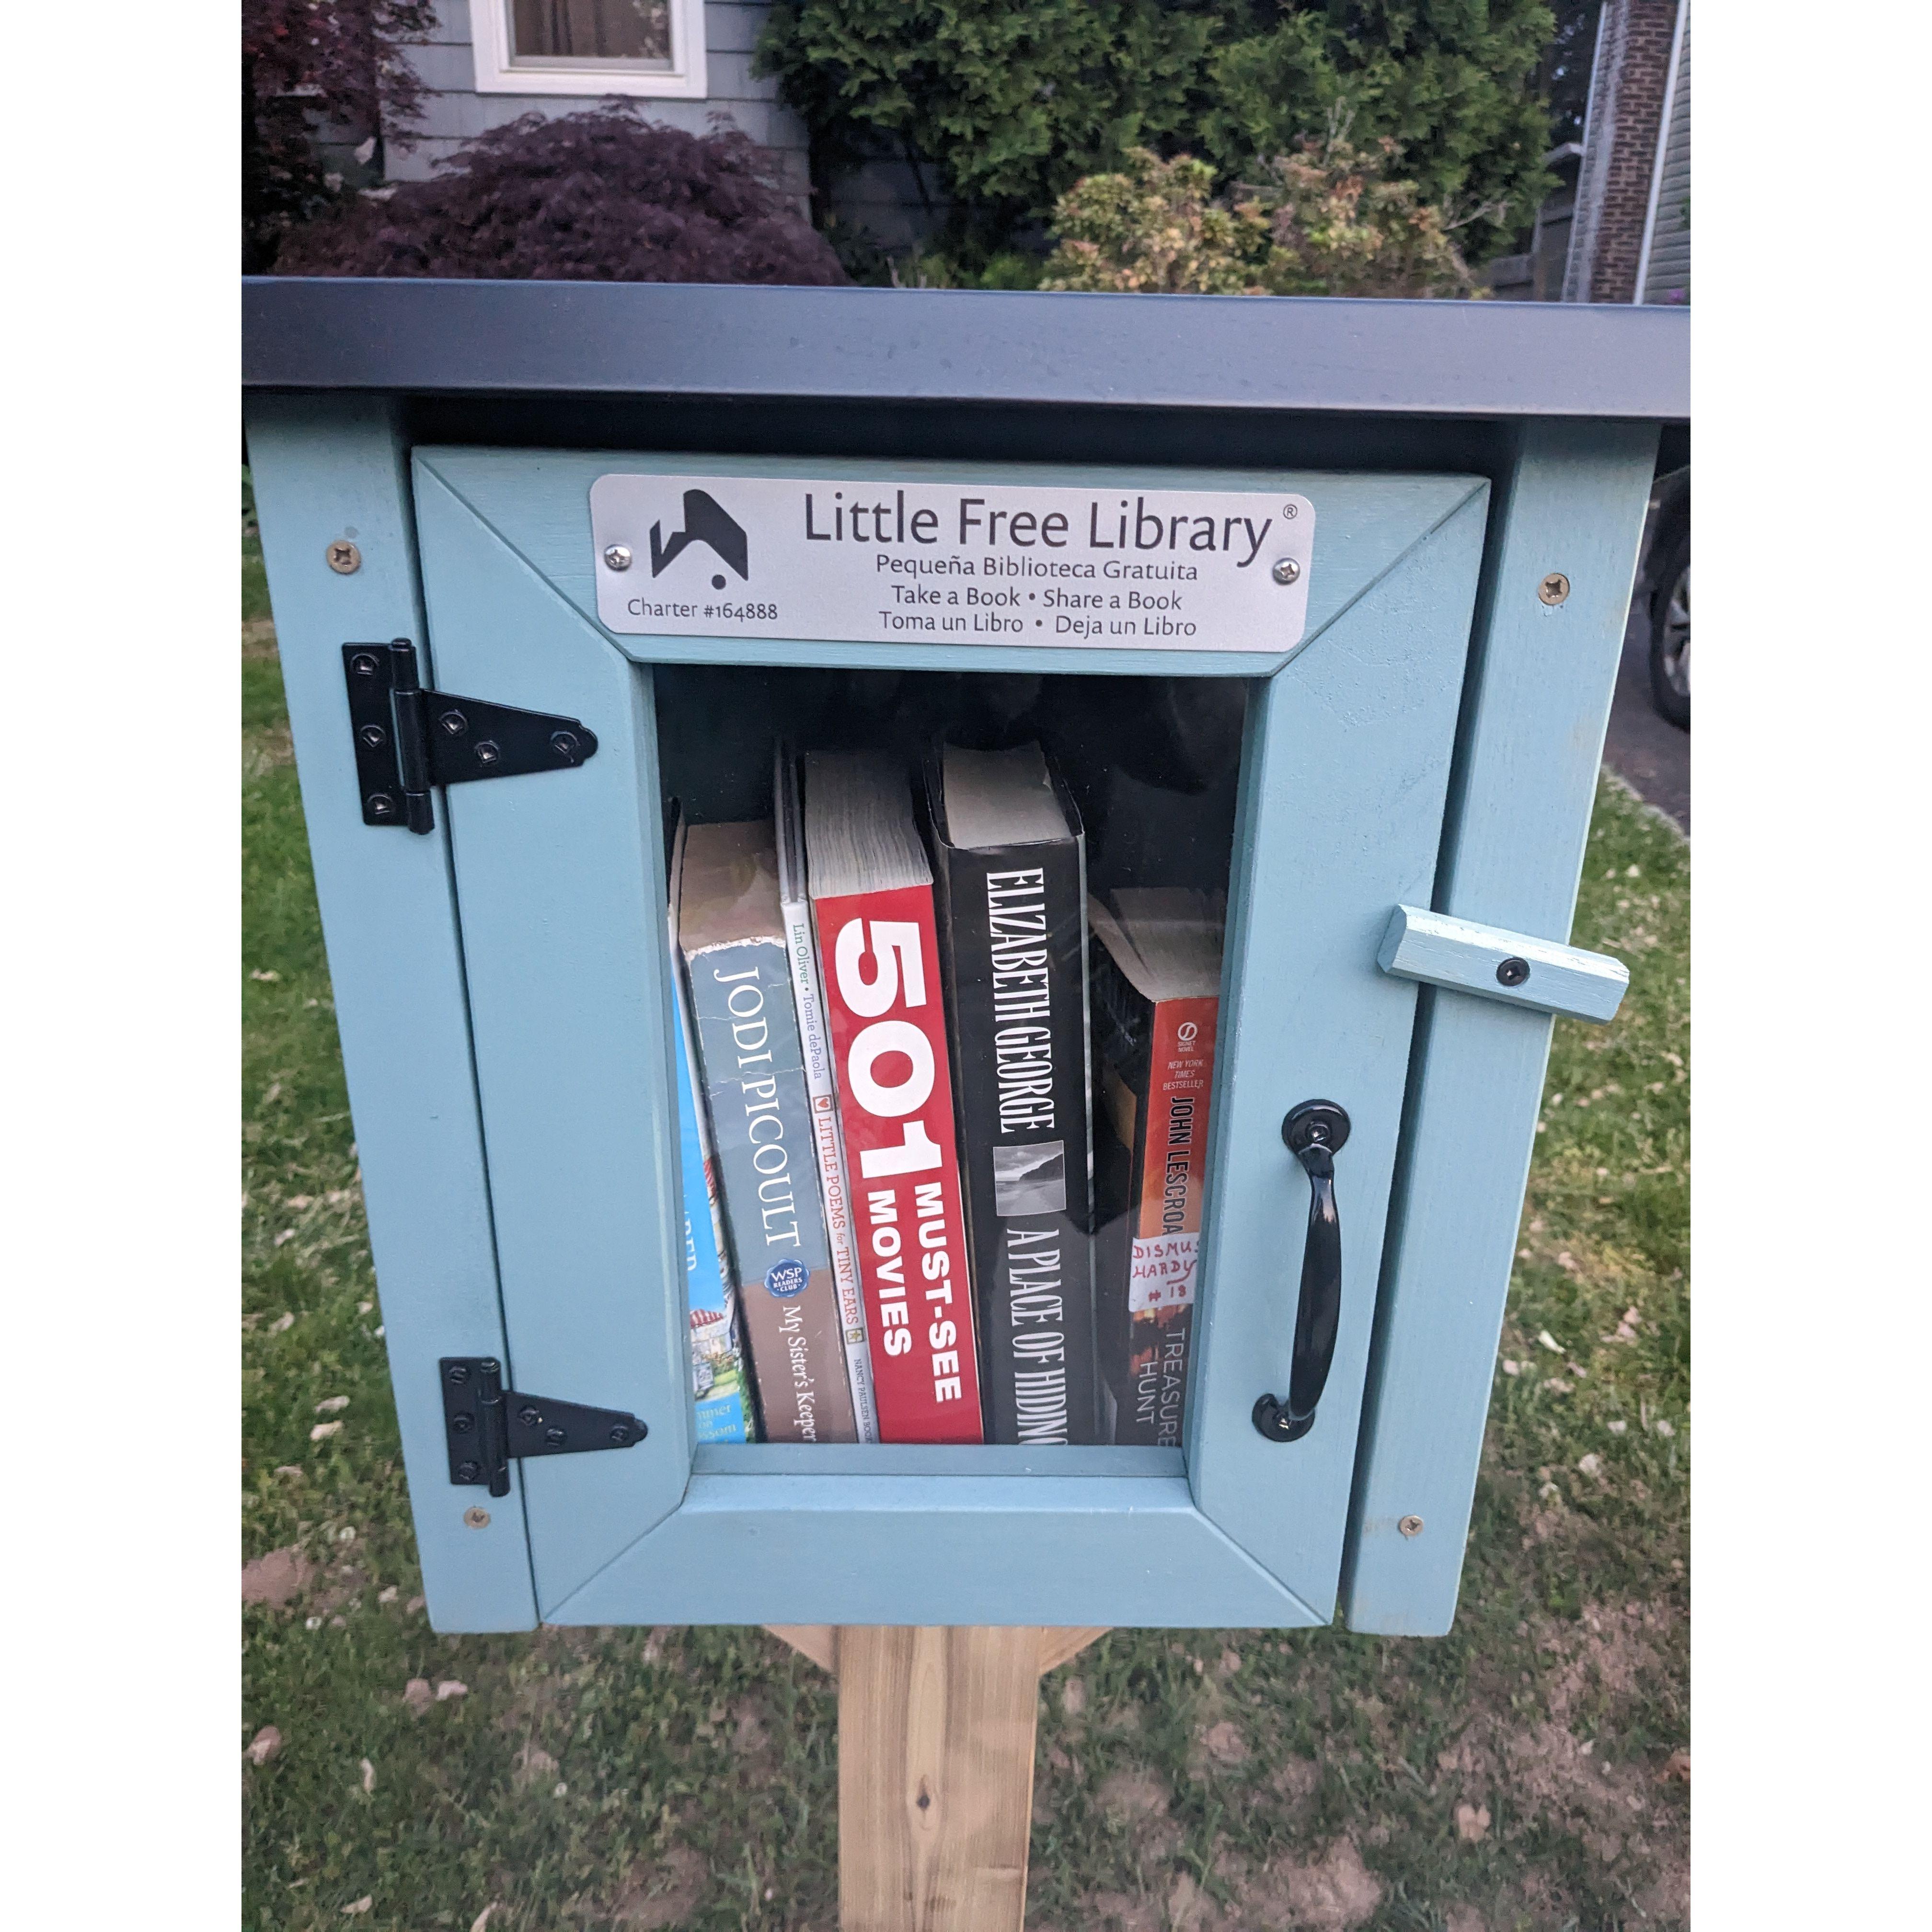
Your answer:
1642;464;1690;728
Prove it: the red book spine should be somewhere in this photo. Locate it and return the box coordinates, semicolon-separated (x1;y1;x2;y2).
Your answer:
1127;997;1218;1444
813;883;985;1443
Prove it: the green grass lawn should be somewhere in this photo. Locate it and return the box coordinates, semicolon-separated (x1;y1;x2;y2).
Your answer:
243;494;1689;1932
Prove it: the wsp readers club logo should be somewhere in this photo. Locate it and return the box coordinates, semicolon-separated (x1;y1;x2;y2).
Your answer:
764;1258;808;1300
651;489;749;589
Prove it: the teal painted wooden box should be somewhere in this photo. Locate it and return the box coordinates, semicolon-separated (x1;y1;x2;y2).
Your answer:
244;280;1687;1638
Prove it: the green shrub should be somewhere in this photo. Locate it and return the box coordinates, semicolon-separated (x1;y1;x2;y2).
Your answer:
757;0;1556;264
889;247;1047;290
1038;153;1268;294
756;0;1219;251
1199;0;1556;264
1040;126;1479;299
1246;116;1480;297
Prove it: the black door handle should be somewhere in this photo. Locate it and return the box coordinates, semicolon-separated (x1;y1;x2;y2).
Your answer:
1253;1100;1351;1442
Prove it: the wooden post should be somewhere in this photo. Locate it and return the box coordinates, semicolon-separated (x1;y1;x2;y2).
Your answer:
765;1625;1108;1932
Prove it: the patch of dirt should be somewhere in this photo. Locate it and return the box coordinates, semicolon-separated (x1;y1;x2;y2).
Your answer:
1221;1839;1383;1931
1442;1908;1487;1932
1430;1598;1689;1920
512;1743;560;1788
1071;1891;1162;1932
1635;1861;1691;1921
609;1845;707;1928
731;1696;772;1766
242;1547;313;1606
1268;1755;1320;1809
1096;1769;1170;1823
1094;1767;1182;1863
310;1564;368;1614
1539;1599;1669;1725
1508;1721;1642;1845
1199;1719;1249;1767
1521;1505;1568;1547
1166;1871;1208;1930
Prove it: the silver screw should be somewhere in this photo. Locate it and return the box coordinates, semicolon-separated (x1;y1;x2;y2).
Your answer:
603;544;633;572
1271;558;1301;586
1398;1514;1425;1539
463;1506;491;1530
327;540;362;575
1538;572;1571;606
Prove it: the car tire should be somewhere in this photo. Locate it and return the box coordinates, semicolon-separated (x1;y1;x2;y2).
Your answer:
1647;530;1690;729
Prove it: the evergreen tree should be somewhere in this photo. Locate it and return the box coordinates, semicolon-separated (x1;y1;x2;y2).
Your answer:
1203;2;1557;262
758;0;1559;266
757;0;1225;251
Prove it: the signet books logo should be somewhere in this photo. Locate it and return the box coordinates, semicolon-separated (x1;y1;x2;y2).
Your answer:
650;488;750;587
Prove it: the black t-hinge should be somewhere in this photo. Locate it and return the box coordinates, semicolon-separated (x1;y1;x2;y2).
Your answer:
440;1357;646;1497
344;640;598;834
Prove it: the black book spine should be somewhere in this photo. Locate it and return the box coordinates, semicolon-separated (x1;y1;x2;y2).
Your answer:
938;831;1099;1444
1088;939;1153;1442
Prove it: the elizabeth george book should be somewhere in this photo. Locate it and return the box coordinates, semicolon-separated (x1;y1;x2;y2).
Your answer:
926;741;1100;1445
674;815;859;1443
804;751;984;1444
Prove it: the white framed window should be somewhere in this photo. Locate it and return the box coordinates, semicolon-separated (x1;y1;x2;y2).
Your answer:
470;0;710;99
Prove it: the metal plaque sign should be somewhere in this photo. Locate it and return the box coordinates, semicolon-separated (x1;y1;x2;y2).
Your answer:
589;474;1314;653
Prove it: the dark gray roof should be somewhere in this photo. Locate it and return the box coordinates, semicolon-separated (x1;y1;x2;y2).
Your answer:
243;278;1687;423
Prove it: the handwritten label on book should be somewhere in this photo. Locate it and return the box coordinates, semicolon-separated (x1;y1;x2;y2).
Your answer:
591;473;1314;654
1128;1232;1200;1315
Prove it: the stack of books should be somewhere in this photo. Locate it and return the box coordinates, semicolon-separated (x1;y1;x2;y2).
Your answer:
667;747;1224;1448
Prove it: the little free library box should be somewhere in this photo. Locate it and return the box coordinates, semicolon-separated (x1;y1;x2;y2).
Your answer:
244;278;1688;1639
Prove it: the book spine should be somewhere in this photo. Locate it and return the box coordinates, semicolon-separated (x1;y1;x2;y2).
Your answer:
1090;1080;1133;1445
941;840;1098;1444
671;958;754;1444
1088;933;1148;1441
781;886;882;1443
1121;995;1219;1448
685;937;860;1444
813;881;984;1443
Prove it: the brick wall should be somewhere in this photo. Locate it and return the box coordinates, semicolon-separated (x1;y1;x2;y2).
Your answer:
1564;0;1681;303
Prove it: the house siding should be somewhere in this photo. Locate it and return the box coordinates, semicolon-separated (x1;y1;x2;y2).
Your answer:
391;0;809;207
1639;13;1690;304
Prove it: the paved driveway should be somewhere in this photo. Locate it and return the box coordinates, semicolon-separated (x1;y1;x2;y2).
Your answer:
1601;600;1689;832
